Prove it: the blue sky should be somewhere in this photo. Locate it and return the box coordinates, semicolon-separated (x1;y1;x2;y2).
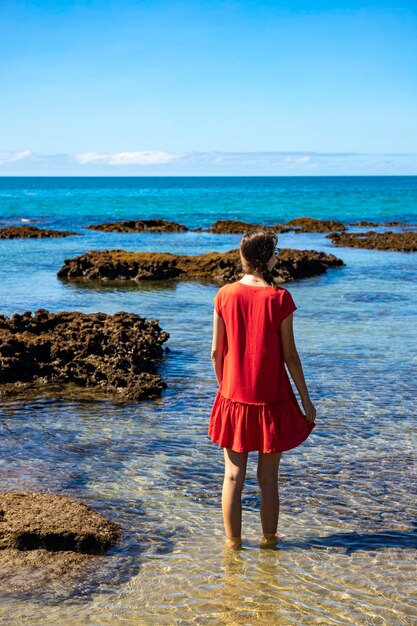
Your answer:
1;0;416;175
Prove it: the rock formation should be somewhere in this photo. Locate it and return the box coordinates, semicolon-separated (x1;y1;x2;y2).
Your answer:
87;219;189;232
58;248;345;285
349;220;379;227
0;226;79;239
204;220;291;234
349;221;409;227
0;492;121;553
286;217;347;232
0;309;169;400
327;231;417;252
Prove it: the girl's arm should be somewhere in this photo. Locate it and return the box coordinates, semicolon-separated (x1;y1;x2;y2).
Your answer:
211;309;226;385
280;314;316;423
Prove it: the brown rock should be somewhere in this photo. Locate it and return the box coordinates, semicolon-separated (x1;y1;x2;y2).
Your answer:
205;220;290;234
275;248;345;281
0;547;95;595
57;248;345;286
0;492;121;554
350;220;379;227
0;226;79;239
0;310;169;400
327;231;417;252
87;219;189;232
286;217;347;232
349;221;414;228
58;250;183;281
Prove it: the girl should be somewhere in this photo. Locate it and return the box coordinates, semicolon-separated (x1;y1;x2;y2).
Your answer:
209;229;316;550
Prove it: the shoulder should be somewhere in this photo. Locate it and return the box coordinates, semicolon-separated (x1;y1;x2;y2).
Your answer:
213;284;231;314
216;283;238;296
274;286;297;319
213;283;241;312
214;284;229;299
272;286;293;301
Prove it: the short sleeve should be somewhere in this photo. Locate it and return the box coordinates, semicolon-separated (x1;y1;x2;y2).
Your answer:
213;290;222;318
280;289;297;322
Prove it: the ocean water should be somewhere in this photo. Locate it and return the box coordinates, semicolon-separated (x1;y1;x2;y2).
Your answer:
1;176;417;230
0;177;416;624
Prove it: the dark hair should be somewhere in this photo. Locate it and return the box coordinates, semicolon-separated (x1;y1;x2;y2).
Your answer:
239;229;278;288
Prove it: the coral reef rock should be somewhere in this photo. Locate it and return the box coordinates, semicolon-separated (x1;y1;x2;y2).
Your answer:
58;248;345;286
327;231;417;252
286;217;347;232
205;220;290;234
0;309;169;400
87;219;189;232
0;492;121;554
0;226;79;239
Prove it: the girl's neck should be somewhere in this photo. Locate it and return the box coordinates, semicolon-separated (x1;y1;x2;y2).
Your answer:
245;273;263;279
242;273;269;285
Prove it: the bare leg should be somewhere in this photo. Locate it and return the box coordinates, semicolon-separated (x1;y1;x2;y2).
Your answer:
257;451;282;536
222;448;248;541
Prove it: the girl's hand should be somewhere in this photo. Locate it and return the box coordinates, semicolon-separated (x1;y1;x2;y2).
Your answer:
302;398;316;423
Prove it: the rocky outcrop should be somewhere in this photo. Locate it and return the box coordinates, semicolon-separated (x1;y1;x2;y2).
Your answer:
0;546;95;595
0;226;79;239
87;219;189;232
327;231;417;252
349;221;408;227
274;248;345;281
349;220;379;227
0;309;169;400
58;248;345;285
286;217;347;232
0;492;121;554
205;220;290;234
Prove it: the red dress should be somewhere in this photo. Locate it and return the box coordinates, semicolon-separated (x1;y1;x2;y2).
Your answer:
208;281;315;453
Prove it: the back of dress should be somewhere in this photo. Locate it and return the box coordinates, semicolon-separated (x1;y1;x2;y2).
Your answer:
209;281;315;453
213;282;297;404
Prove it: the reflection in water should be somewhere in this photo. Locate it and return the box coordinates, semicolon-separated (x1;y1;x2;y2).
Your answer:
218;549;285;624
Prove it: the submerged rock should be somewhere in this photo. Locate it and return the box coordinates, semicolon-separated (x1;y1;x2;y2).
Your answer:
87;219;189;232
204;220;291;234
286;217;347;232
0;546;95;596
0;309;169;400
349;220;379;227
349;221;412;228
327;231;417;252
0;226;79;239
0;492;121;554
57;248;345;285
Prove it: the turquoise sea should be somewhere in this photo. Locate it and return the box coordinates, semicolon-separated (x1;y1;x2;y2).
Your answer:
0;176;416;624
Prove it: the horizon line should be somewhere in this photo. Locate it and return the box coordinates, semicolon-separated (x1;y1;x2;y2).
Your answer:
1;173;417;178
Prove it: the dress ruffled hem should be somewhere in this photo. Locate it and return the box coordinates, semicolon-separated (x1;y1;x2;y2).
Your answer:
208;390;315;453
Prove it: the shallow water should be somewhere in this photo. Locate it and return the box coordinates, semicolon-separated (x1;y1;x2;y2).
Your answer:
0;178;416;623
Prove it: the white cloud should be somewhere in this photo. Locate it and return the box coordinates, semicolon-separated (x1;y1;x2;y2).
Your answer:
73;151;182;165
181;152;314;165
0;150;31;165
0;149;416;175
72;151;315;167
282;155;311;163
